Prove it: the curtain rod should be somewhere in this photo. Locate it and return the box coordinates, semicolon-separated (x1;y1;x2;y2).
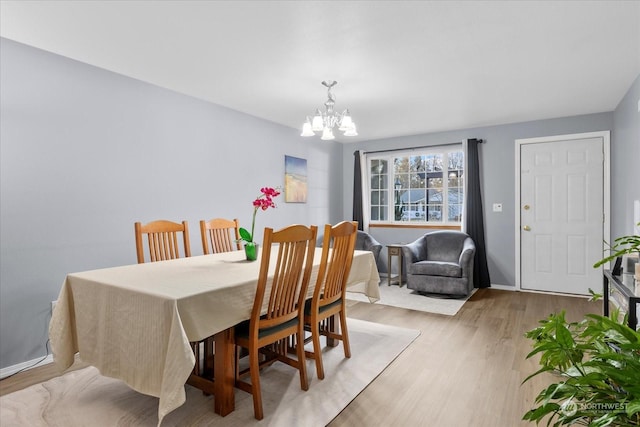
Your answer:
358;138;483;155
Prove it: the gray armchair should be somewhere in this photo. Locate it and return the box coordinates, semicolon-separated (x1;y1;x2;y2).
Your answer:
401;230;476;296
356;231;383;272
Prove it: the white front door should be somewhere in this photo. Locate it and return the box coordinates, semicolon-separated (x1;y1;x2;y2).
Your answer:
518;133;608;295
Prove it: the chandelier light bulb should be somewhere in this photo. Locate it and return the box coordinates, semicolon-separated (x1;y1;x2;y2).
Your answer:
301;119;314;137
311;110;324;132
339;111;353;131
320;127;335;140
343;123;358;137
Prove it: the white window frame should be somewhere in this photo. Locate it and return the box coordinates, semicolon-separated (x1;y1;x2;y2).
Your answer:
365;145;464;226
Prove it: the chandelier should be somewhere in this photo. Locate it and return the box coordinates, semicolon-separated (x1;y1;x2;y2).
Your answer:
301;80;357;140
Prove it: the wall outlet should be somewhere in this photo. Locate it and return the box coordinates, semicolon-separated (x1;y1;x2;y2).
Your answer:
492;203;503;212
51;300;57;314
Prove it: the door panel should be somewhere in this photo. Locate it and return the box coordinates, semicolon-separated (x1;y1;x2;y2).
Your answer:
520;137;603;295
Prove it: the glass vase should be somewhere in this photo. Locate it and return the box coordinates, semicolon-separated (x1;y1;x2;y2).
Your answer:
244;242;259;261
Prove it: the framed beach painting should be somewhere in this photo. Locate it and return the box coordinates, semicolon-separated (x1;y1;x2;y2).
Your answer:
284;155;307;203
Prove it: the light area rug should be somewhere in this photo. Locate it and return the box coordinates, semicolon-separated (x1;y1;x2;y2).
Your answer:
347;283;477;316
0;319;419;427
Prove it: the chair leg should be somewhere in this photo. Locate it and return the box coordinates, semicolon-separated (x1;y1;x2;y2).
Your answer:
296;327;309;391
339;310;351;359
191;342;201;375
249;346;264;420
203;337;214;378
311;320;325;380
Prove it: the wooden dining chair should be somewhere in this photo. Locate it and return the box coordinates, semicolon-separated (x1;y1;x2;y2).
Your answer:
199;218;241;254
304;221;358;380
134;220;191;264
234;224;318;420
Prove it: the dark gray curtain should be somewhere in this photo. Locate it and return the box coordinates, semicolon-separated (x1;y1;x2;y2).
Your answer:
465;139;491;288
353;151;364;230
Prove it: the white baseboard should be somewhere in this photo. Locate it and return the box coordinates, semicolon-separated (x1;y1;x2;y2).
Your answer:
0;354;53;380
516;288;592;299
486;284;590;298
488;283;517;291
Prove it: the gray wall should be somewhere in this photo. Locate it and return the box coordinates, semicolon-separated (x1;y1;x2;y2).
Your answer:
0;38;344;370
612;74;640;240
342;110;639;286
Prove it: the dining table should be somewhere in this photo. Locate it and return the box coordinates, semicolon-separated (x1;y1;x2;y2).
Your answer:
48;248;380;425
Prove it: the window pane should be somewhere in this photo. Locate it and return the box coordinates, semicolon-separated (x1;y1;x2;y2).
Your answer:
371;191;380;205
448;204;463;222
369;158;390;222
427;188;443;203
449;188;463;204
370;207;379;221
370;159;388;175
394;157;409;174
380;190;389;205
371;176;380;190
448;151;464;170
425;154;443;172
446;152;464;224
427;175;443;188
448;172;463;187
428;205;443;221
407;189;426;204
379;177;388;190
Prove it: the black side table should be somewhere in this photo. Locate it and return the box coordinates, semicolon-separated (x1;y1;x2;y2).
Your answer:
603;269;639;330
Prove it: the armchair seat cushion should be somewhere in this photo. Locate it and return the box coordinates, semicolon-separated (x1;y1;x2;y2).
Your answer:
409;261;462;278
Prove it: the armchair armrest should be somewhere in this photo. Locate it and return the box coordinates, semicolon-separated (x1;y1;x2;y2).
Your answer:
368;243;382;264
355;231;383;271
458;238;476;277
401;236;427;264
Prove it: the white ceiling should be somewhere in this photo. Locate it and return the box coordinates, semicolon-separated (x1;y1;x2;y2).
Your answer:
1;1;639;143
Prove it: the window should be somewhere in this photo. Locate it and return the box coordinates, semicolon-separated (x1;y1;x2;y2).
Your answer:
367;146;464;225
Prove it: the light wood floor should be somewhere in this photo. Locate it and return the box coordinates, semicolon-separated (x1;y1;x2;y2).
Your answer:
1;289;599;426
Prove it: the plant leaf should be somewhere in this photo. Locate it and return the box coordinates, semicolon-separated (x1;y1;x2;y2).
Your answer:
239;228;252;242
625;400;640;416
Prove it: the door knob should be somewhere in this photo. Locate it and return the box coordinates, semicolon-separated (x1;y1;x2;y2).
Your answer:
523;225;531;231
523;204;530;210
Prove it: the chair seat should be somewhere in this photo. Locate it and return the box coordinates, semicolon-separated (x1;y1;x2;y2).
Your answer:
235;317;299;340
304;297;342;316
409;261;462;278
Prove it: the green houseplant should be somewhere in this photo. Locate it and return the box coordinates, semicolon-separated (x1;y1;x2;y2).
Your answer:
238;186;280;261
522;310;640;426
523;225;640;426
593;224;640;269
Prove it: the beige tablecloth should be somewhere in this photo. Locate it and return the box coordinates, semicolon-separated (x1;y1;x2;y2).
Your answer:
48;249;379;424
